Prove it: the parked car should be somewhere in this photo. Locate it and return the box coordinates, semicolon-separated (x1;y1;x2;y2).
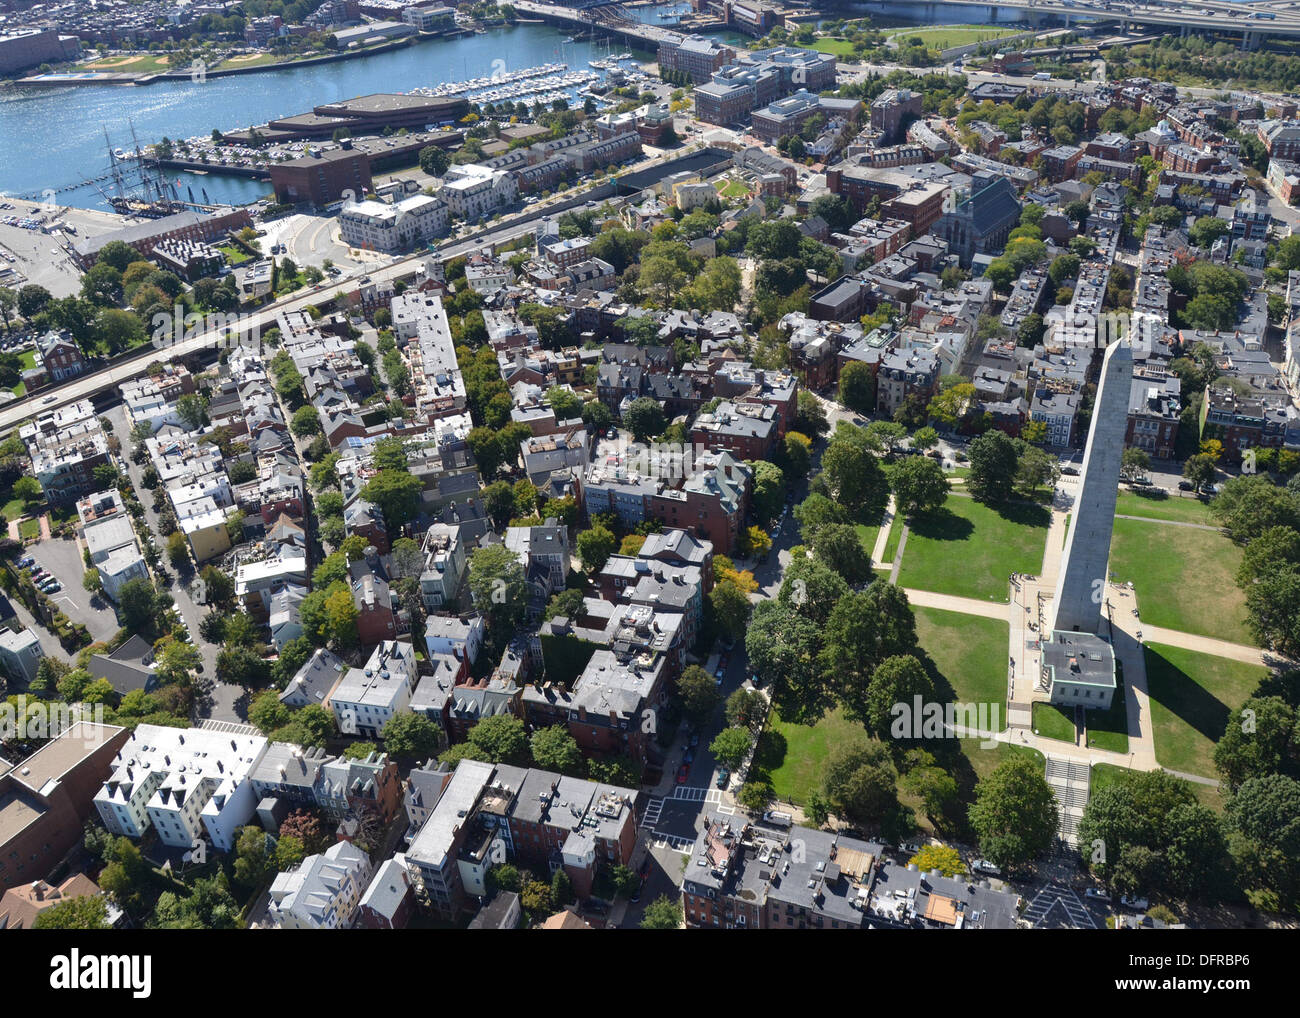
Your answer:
762;810;793;828
43;581;61;593
1061;465;1079;476
716;768;730;788
676;764;689;784
1178;480;1195;491
971;858;1002;876
1084;887;1109;901
1120;894;1150;911
683;748;694;764
689;733;699;747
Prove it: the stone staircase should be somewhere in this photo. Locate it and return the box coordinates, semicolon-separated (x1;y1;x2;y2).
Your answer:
1045;756;1090;847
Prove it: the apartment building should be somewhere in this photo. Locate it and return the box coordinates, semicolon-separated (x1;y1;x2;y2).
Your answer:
339;193;448;253
268;841;374;929
330;641;419;738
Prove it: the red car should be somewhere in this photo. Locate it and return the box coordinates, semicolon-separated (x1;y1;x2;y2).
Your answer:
677;764;690;784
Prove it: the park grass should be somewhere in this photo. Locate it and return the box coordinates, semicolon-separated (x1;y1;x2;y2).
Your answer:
1108;517;1251;645
803;36;860;57
18;517;39;540
1143;642;1267;778
1084;684;1130;754
885;24;1022;50
897;495;1049;602
855;522;880;561
1032;701;1076;743
219;244;252;266
78;53;175;73
1114;491;1215;525
914;606;1009;730
960;741;1044;787
715;178;750;198
755;706;864;805
881;510;905;565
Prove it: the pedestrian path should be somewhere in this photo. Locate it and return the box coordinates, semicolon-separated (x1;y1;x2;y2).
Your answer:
1045;756;1090;847
871;496;895;565
902;587;1009;621
889;524;908;584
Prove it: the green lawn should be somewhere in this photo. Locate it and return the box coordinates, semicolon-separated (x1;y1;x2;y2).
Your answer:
1114;491;1215;525
1109;517;1251;645
803;36;860;57
1084;680;1130;754
881;510;905;565
756;706;865;805
18;517;40;540
715;179;750;198
855;522;880;560
898;495;1049;602
1143;642;1267;778
1032;701;1076;743
914;606;1009;730
885;24;1022;49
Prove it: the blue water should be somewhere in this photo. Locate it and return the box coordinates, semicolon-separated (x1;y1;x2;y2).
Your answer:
0;19;663;212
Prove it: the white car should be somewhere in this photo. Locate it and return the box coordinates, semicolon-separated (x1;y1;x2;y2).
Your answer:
1120;894;1150;911
41;395;57;404
971;858;1002;876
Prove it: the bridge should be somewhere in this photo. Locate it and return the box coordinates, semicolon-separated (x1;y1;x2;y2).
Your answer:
511;0;684;50
857;0;1300;48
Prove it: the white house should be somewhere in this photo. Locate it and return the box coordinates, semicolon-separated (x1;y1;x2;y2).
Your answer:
268;840;373;929
93;725;269;853
329;641;419;738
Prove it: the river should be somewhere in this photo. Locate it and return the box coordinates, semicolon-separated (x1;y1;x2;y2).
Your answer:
0;19;666;212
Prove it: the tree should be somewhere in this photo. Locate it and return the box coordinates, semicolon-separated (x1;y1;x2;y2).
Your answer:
1238;527;1300;587
1016;445;1059;496
12;475;41;505
1183;453;1217;491
117;578;167;635
779;556;848;625
747;600;829;722
32;895;110;930
1214;697;1300;792
250;692;292;734
1245;570;1300;656
866;654;934;736
793;494;847;545
167;530;190;570
381;712;441;759
1120;447;1150;481
530;725;583;774
795;391;829;438
455;715;530;766
709;579;752;640
1225;773;1300;908
622;397;666;443
821;429;889;522
901;758;958;824
890;456;949;516
360;469;422;533
750;460;786;523
468;545;528;638
967;430;1020;504
822;739;900;828
1211;476;1300;545
639;896;683;929
290;405;321;438
709;727;753;769
811;522;873;584
736;779;773;812
822;581;917;719
968;754;1058;871
837;361;876;413
908;844;964;878
419;144;451;176
577;525;616;573
911;426;939;452
678;665;722;727
725;687;766;730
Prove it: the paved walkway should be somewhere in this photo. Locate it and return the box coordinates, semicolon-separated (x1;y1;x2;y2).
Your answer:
889;524;908;584
903;587;1008;621
1114;514;1221;532
1138;623;1273;666
871;495;895;566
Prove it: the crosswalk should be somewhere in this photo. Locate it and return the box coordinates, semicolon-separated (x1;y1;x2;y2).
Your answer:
1021;882;1097;929
641;797;664;828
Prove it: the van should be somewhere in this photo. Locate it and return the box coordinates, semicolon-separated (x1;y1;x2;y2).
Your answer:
1033;72;1051;81
763;810;794;829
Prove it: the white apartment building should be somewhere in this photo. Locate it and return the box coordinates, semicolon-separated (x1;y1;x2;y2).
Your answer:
268;840;373;929
0;627;43;686
339;193;449;253
93;725;269;853
329;641;419;738
78;490;148;602
440;164;518;221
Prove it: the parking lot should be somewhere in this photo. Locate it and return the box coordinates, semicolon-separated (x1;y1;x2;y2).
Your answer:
23;532;122;642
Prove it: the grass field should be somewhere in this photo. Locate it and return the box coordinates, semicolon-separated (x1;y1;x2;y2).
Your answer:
898;495;1049;602
803;36;860;56
1143;642;1267;778
1109;517;1250;645
78;53;175;73
881;510;905;565
856;523;880;561
885;25;1022;50
1114;491;1215;525
914;606;1009;730
1033;702;1076;743
757;707;864;805
715;178;751;198
18;517;40;540
1085;681;1130;754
